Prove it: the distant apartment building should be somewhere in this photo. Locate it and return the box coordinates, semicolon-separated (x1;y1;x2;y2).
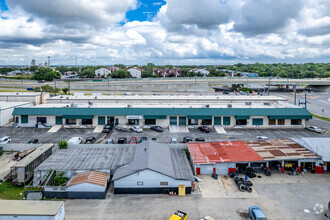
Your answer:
95;68;111;78
189;68;210;76
153;67;182;77
127;67;142;78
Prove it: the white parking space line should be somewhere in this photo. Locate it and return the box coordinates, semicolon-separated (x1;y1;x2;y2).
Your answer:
214;126;227;134
93;126;104;133
47;125;62;133
169;125;189;133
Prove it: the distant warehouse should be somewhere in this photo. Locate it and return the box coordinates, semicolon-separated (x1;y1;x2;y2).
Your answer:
12;95;312;128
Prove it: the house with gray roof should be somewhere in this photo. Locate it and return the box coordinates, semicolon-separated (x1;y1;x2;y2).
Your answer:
112;141;194;194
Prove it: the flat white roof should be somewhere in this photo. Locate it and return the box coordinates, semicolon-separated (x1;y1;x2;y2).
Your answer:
0;92;46;96
0;101;32;110
14;144;54;167
0;200;63;216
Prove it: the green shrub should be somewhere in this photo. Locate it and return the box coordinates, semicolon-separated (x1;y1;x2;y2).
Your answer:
58;140;68;149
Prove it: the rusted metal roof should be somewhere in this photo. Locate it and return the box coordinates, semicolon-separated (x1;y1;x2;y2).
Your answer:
67;171;109;187
248;139;319;161
188;141;265;164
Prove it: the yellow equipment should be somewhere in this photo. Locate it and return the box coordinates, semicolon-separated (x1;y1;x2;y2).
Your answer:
169;210;188;220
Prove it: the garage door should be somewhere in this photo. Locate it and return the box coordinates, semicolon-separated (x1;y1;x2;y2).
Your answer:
214;117;221;125
252;118;264;125
200;164;214;175
98;116;105;125
21;115;28;124
170;117;177;125
56;116;63;125
179;117;186;125
223;117;230;125
215;163;229;175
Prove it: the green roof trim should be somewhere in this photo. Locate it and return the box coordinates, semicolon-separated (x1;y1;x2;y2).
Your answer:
236;116;250;120
12;107;312;119
269;115;311;119
62;115;93;119
144;115;167;119
188;115;212;119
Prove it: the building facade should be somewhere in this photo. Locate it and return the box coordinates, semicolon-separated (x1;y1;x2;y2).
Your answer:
127;67;142;78
95;68;111;78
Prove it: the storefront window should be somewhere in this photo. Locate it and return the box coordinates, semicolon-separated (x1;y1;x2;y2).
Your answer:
269;119;276;125
128;119;139;125
82;119;93;125
37;117;47;124
278;119;285;125
66;119;76;125
145;119;156;125
202;119;212;125
236;119;247;125
291;119;302;125
188;119;198;125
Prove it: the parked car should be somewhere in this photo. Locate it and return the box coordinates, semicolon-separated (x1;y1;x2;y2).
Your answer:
256;136;268;140
118;137;127;144
139;137;148;143
129;137;138;144
85;136;96;144
102;124;113;133
68;137;83;144
0;136;11;144
131;125;143;133
115;125;131;132
105;138;114;144
195;137;205;142
249;206;267;220
223;91;230;94
251;164;264;172
151;138;158;142
171;137;178;144
151;125;163;132
28;139;38;144
306;126;322;133
183;137;193;143
198;126;210;133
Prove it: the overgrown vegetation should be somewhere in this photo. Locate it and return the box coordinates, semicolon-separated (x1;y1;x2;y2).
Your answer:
62;88;69;94
34;85;61;93
32;67;61;81
311;113;330;122
58;140;68;149
0;181;25;200
53;172;69;186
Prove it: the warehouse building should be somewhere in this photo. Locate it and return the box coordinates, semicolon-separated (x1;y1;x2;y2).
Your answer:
0;92;49;105
12;94;312;128
188;139;320;175
112;141;194;194
9;144;54;185
0;101;33;126
0;200;64;220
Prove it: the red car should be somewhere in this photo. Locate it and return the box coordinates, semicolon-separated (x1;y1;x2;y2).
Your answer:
129;137;138;144
198;126;210;133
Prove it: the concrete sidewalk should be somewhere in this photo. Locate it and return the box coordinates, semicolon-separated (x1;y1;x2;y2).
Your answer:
169;126;189;133
47;125;61;133
93;126;104;133
214;126;227;134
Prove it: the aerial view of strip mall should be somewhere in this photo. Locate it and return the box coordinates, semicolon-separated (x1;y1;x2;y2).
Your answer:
0;0;329;219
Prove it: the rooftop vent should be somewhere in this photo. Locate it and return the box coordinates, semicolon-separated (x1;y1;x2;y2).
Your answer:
245;102;251;105
88;102;93;106
127;104;132;108
204;104;210;108
264;102;271;106
227;104;232;108
71;103;78;108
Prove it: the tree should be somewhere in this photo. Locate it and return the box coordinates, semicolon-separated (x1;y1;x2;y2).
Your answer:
29;66;38;72
32;67;61;81
79;67;95;78
58;140;68;149
34;85;60;93
142;63;155;78
111;69;131;78
62;88;69;94
114;64;126;69
69;67;79;72
55;66;68;74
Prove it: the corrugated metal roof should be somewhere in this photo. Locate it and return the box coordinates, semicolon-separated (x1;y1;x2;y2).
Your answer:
188;141;265;164
0;200;63;216
112;141;194;181
14;144;54;167
35;147;135;172
248;139;320;161
67;171;109;187
12;107;312;119
292;138;330;162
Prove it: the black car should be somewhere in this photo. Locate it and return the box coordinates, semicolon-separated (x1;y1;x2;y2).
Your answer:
183;137;193;143
118;137;127;144
198;126;210;133
150;125;163;132
85;136;96;144
195;137;205;142
102;124;113;133
139;137;148;143
151;138;158;142
28;139;38;144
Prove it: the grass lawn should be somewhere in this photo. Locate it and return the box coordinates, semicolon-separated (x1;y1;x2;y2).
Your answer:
0;181;25;200
311;113;330;122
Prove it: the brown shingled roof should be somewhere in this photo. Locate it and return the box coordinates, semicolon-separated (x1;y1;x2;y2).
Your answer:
67;171;109;187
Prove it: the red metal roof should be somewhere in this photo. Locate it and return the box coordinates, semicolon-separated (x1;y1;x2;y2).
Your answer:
67;171;109;187
188;141;265;164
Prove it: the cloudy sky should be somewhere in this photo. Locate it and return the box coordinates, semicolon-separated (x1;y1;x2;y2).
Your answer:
0;0;330;65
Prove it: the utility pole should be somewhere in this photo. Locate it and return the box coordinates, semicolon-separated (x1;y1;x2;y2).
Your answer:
305;92;307;109
54;78;57;96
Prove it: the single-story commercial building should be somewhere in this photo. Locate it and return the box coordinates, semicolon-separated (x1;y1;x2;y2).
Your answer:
12;95;312;128
188;139;321;175
188;141;264;175
0;92;49;105
0;101;33;126
0;200;64;220
112;141;194;194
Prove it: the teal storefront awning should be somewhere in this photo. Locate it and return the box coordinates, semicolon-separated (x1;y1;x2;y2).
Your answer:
269;115;312;120
144;115;167;119
236;116;250;120
62;115;93;119
188;116;212;120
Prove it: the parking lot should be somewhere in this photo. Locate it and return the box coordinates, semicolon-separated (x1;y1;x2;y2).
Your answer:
0;118;329;144
64;172;330;220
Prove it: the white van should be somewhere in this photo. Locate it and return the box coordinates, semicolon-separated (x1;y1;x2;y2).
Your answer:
68;137;83;144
